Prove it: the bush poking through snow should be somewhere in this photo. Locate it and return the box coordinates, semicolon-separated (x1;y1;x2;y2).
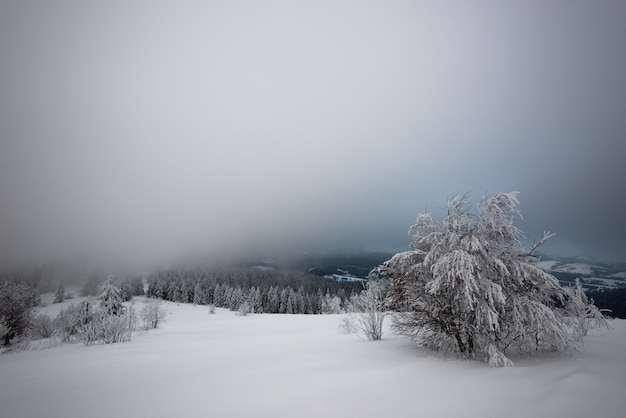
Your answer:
338;282;385;339
349;280;386;340
78;309;135;345
53;301;93;343
141;299;167;329
564;278;607;340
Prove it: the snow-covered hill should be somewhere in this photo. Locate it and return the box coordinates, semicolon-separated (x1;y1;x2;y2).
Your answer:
537;259;626;290
1;299;625;418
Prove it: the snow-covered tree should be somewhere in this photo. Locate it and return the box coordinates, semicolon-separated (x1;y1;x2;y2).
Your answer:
322;292;342;314
380;192;606;367
0;280;38;346
53;281;65;304
192;283;203;306
99;275;125;316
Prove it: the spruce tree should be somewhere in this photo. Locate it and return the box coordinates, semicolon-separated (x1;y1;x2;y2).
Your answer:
53;281;65;304
99;274;125;316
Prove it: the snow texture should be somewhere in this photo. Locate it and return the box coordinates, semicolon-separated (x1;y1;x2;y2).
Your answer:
1;297;625;418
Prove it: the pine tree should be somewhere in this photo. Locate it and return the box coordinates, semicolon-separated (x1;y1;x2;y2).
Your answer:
381;192;606;366
99;274;125;316
193;283;203;306
53;281;65;304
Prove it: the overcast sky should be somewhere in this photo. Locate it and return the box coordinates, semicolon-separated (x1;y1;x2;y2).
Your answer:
1;1;625;268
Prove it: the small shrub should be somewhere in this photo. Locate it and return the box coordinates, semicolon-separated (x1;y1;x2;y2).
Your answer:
53;301;93;342
141;299;167;329
350;281;386;341
78;312;133;346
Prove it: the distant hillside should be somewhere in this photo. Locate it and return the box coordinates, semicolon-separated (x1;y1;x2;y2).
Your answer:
240;251;393;280
536;256;626;319
536;258;626;290
288;251;393;278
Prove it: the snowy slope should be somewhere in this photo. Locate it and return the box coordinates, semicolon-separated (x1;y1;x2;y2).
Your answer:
537;260;626;289
1;299;625;418
553;263;599;275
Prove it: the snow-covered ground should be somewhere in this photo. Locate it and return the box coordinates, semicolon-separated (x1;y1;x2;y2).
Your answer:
1;298;625;418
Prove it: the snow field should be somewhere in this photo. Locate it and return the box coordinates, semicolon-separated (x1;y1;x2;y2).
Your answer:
1;297;625;418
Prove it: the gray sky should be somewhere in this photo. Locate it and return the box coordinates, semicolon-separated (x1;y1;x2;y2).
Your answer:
1;0;625;268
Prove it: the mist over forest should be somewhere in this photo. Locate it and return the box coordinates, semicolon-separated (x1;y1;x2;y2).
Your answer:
1;1;626;272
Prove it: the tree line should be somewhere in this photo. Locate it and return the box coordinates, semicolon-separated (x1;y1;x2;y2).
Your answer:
145;267;364;314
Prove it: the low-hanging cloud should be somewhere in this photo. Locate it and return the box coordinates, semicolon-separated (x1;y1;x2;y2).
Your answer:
1;1;625;269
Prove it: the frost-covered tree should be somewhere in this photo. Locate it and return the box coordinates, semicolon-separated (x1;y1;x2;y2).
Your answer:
0;280;38;346
53;281;65;304
322;292;342;314
99;275;125;316
380;192;606;367
193;283;203;306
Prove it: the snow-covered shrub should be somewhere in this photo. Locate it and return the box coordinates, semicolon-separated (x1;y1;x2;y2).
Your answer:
349;280;386;340
141;299;167;329
57;278;135;345
78;311;134;346
564;278;607;340
380;192;607;366
53;301;93;342
77;305;136;346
